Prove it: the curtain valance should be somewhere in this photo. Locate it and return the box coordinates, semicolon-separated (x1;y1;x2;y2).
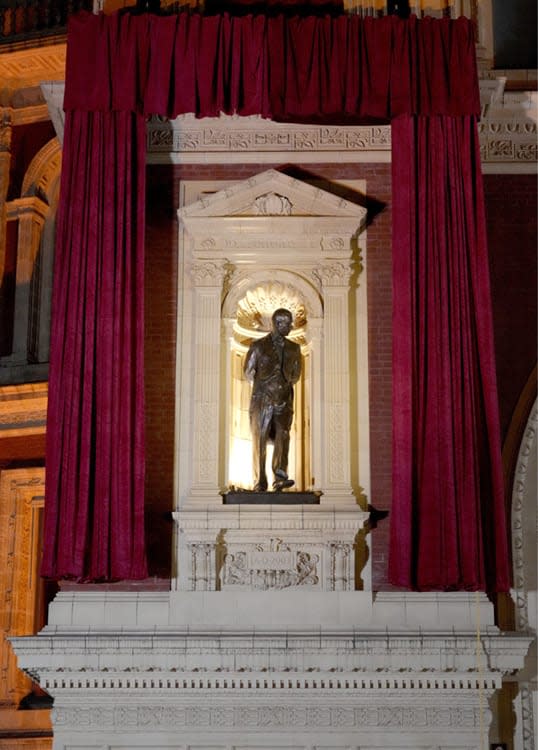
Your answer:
64;11;480;119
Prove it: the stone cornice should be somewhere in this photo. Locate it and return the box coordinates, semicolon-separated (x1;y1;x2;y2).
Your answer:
0;382;47;434
38;78;537;172
0;45;65;108
11;627;532;692
173;506;368;531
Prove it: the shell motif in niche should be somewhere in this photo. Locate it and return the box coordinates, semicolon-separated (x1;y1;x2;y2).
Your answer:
236;283;307;333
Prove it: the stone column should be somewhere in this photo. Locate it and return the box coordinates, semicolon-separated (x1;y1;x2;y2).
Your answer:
313;261;354;501
307;317;323;490
189;260;231;502
0;112;12;356
0;111;11;271
2;197;48;365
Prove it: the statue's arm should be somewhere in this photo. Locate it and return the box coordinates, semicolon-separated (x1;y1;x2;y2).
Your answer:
289;344;302;385
244;344;258;384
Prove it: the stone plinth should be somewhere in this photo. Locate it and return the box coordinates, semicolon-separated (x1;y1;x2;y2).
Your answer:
174;504;369;593
10;590;532;750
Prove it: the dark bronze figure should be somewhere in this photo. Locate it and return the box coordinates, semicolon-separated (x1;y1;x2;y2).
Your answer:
244;308;302;492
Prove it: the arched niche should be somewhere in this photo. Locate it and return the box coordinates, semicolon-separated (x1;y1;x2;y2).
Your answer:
222;271;323;492
176;169;368;509
0;137;61;378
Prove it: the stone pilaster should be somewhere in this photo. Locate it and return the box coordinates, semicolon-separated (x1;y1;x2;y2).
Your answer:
313;261;355;500
189;260;233;500
2;197;48;365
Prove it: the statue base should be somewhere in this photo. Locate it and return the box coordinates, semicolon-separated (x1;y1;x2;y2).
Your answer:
222;490;321;505
174;500;368;592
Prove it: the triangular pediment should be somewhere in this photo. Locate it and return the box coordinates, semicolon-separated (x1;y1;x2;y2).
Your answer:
178;169;367;222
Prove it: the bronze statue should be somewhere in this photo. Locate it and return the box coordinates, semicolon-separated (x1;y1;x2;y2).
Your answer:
244;308;302;492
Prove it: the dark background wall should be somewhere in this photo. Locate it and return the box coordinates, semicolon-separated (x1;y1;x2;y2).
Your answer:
485;174;537;440
492;0;537;69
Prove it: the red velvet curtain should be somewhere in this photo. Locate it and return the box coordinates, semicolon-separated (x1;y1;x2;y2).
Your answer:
390;115;510;590
42;110;147;580
62;12;479;118
43;10;510;589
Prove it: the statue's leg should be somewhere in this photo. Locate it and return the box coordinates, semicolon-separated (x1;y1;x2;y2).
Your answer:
250;404;271;491
272;406;294;489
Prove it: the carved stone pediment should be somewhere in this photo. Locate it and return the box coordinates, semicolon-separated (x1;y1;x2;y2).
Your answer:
178;169;367;259
178;169;367;222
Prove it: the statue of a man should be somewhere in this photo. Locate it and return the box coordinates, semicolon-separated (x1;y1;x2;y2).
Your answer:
244;308;302;492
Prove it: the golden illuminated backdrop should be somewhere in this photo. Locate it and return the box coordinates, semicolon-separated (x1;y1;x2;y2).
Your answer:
235;282;307;340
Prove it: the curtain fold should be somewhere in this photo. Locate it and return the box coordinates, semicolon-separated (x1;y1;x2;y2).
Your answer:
390;115;510;590
43;10;510;589
42;109;147;580
63;12;480;119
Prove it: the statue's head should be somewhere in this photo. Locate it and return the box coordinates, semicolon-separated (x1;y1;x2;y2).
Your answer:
271;308;293;338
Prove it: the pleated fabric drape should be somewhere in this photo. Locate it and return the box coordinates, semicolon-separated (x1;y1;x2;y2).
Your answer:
42;10;510;590
390;115;510;590
42;109;147;580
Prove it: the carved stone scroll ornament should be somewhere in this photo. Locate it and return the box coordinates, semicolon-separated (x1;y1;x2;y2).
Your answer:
221;539;319;590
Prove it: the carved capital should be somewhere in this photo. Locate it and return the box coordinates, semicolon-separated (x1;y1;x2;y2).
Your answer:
6;196;49;223
190;260;233;288
312;262;353;288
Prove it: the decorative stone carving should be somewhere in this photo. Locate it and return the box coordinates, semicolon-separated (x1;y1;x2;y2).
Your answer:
147;114;393;163
189;542;217;591
478;81;538;169
221;540;319;590
312;262;353;288
235;282;307;334
190;260;232;287
44;702;490;731
520;682;536;750
10;603;533;750
328;542;353;590
253;192;292;216
511;401;537;630
510;400;537;750
21;138;61;204
0;467;47;729
0;383;47;433
177;505;367;593
41;80;537;172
